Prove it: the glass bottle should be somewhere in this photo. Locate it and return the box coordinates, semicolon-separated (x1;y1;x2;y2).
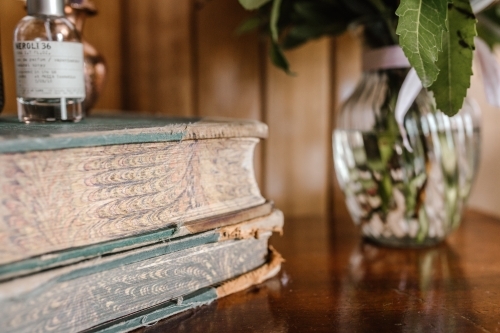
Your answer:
334;68;481;247
14;0;85;123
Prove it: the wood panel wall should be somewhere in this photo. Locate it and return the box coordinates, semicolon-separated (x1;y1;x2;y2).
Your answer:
1;0;28;113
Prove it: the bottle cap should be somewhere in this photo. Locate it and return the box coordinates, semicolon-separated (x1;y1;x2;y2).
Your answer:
27;0;65;16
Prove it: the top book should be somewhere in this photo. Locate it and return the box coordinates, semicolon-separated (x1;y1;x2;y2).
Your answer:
0;116;268;267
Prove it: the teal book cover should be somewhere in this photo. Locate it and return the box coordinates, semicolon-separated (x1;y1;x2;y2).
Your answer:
0;210;284;333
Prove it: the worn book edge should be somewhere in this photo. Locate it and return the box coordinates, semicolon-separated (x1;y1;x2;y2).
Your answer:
215;246;284;298
85;247;283;333
0;202;275;281
0;209;284;299
0;116;268;153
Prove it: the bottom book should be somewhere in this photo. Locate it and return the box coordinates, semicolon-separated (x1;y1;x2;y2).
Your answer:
0;210;284;333
86;248;283;333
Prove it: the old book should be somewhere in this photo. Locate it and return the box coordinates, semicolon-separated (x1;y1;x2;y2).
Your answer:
0;202;274;281
91;248;283;333
0;210;284;333
0;116;268;266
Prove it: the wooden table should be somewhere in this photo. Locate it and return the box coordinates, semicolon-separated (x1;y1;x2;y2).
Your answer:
136;204;500;332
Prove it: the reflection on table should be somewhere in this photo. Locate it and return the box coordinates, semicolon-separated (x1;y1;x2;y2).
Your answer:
135;207;500;333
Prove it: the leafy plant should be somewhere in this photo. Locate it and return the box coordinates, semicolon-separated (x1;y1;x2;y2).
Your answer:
237;0;500;117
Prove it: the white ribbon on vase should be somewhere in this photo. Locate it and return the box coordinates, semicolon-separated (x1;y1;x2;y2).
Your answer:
363;37;500;151
471;0;497;14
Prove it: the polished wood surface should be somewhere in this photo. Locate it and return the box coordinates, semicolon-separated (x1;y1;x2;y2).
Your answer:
135;204;500;332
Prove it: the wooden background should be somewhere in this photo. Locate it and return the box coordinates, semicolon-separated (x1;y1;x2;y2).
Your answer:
1;0;498;218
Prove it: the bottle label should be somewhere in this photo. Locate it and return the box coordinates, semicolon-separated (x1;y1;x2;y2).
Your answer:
14;41;85;99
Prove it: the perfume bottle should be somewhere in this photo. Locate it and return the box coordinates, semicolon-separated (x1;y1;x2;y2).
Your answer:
14;0;85;123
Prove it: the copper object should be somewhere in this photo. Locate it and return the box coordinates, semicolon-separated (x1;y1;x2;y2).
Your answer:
0;27;4;114
65;0;107;114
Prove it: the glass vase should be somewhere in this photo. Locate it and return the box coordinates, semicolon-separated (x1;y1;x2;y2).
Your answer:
333;69;481;247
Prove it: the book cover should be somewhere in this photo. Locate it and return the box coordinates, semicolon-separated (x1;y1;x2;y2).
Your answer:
91;248;283;333
0;210;283;333
0;202;275;281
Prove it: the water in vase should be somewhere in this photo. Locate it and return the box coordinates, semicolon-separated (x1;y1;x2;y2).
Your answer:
334;119;480;247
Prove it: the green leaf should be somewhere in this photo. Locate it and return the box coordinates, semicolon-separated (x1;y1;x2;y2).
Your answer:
338;0;377;15
476;5;500;47
481;3;500;22
282;23;348;49
282;26;321;49
429;0;476;116
396;0;448;87
270;41;293;75
366;0;388;14
238;0;272;10
235;16;263;36
477;14;500;47
268;0;294;75
293;1;346;25
270;0;282;42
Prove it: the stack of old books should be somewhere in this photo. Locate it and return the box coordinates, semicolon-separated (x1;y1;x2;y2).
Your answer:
0;116;283;333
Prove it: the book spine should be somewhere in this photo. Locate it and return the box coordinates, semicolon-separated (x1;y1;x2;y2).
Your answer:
0;236;270;333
